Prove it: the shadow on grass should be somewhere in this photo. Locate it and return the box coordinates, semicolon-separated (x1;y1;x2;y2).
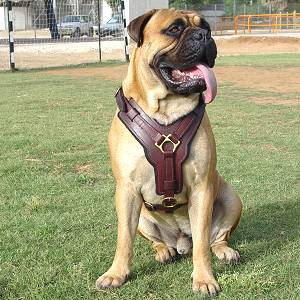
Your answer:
130;249;190;281
230;199;300;261
92;199;300;300
131;199;300;279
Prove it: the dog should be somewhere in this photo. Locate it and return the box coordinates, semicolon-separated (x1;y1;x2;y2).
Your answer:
96;8;242;297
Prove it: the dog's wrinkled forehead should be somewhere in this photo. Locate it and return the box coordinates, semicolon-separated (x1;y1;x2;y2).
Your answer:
127;9;205;47
178;10;202;26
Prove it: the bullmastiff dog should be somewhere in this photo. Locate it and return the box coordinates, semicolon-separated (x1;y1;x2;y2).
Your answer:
96;8;242;297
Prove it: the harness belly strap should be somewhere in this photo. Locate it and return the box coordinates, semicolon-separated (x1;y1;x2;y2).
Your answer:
115;87;206;213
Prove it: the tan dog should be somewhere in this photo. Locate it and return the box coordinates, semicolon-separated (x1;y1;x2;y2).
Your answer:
96;9;242;297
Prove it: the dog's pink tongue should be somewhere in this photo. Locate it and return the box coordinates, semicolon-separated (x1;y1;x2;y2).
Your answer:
196;64;217;103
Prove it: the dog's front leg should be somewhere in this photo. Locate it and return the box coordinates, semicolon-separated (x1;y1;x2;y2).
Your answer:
96;182;142;289
189;183;220;297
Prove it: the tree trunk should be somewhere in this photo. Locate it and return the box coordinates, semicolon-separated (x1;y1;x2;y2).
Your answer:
45;0;60;39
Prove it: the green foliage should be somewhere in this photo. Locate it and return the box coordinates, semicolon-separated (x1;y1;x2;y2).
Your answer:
169;0;219;10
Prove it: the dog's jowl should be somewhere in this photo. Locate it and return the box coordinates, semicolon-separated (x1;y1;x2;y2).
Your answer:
96;9;242;297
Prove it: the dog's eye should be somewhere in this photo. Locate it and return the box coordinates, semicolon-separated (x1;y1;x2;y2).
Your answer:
168;25;181;33
162;19;186;37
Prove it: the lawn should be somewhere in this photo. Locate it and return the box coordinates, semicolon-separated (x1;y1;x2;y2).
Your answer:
0;54;299;300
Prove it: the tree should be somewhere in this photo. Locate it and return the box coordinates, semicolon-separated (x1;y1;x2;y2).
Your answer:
263;0;288;12
105;0;120;14
44;0;60;39
169;0;216;9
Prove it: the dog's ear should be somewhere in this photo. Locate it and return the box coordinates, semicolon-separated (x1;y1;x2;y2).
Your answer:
200;18;217;68
200;18;211;30
205;38;217;68
127;9;157;47
200;18;211;36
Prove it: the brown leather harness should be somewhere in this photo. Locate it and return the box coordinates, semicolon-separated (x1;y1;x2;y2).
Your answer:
116;87;206;213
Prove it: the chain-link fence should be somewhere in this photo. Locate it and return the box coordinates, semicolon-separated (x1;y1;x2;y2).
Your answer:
171;1;300;34
0;0;126;70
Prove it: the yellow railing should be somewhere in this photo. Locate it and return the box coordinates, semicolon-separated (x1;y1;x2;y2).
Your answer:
234;12;300;34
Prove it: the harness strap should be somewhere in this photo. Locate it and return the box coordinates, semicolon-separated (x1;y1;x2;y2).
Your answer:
115;87;206;213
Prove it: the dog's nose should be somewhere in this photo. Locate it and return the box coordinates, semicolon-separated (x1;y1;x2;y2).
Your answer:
194;28;207;42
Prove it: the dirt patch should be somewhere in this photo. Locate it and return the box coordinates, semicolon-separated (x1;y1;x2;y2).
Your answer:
45;64;300;96
215;66;300;94
261;144;285;152
5;51;123;70
45;64;128;79
250;97;300;106
0;42;124;70
76;163;93;174
216;36;300;55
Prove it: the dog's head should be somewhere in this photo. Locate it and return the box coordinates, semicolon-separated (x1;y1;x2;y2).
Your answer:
127;9;217;103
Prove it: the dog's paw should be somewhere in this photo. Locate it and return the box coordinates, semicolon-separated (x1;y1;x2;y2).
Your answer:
154;243;176;263
95;271;127;289
212;244;240;264
192;277;220;297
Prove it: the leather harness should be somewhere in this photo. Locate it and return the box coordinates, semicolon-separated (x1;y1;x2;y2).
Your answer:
116;87;206;213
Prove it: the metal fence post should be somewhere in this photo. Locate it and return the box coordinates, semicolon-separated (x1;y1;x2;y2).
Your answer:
269;3;272;33
97;0;101;62
233;0;236;17
279;11;282;31
234;15;238;34
121;0;130;62
214;4;217;33
6;0;15;71
293;10;296;30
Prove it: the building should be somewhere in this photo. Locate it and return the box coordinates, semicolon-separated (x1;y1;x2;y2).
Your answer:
0;0;111;30
0;0;32;30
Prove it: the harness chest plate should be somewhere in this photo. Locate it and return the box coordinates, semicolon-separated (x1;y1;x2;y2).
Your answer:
115;87;206;213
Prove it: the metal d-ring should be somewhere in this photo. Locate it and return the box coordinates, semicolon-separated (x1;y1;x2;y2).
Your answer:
162;197;177;208
155;134;180;153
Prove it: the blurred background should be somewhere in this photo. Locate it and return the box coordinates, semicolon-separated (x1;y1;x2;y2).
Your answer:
0;0;299;69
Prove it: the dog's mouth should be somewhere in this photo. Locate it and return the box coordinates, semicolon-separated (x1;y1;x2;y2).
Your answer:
159;64;217;103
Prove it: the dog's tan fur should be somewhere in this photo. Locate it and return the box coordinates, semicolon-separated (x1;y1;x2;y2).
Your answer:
96;9;242;296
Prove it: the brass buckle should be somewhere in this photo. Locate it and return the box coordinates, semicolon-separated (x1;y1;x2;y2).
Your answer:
155;134;180;153
162;197;177;208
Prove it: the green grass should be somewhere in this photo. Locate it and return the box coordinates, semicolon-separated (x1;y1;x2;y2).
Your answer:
217;53;300;68
0;54;299;300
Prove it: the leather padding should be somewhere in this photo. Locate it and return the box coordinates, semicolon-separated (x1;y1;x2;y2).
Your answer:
115;87;206;199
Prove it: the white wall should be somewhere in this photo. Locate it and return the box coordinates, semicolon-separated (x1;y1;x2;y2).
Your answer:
13;8;27;30
124;0;168;23
102;1;113;24
0;7;32;30
0;7;6;30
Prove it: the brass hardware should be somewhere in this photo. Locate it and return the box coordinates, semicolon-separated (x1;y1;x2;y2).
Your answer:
155;134;180;153
162;197;177;208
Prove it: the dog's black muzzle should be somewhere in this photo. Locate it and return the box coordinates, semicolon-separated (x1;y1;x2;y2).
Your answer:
151;27;217;95
170;27;216;69
152;27;217;71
